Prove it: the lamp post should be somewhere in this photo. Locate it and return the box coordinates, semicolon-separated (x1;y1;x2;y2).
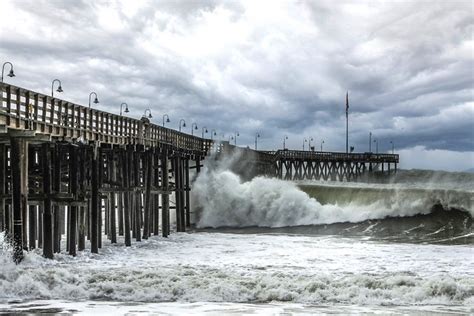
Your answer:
390;140;394;154
51;79;63;97
234;131;239;145
283;135;288;150
202;126;208;138
303;138;308;151
211;129;217;140
1;62;15;83
144;109;152;118
320;140;325;152
162;114;170;127
373;139;378;154
120;102;129;116
369;132;372;152
88;92;99;108
179;119;186;132
255;133;260;150
191;123;198;136
308;137;314;151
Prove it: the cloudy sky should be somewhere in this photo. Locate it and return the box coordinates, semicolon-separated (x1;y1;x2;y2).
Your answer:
0;0;472;171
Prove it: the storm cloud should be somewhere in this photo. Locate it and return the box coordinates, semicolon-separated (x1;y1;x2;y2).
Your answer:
0;0;472;170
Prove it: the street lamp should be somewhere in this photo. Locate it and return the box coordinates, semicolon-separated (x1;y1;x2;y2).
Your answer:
191;123;198;135
88;92;99;108
1;62;15;83
179;119;186;132
211;129;217;140
202;126;208;138
234;131;239;145
320;140;325;152
369;132;372;152
283;135;288;150
303;138;308;151
390;140;394;154
373;139;378;154
255;133;260;150
51;79;63;97
162;114;170;127
120;102;129;116
308;137;314;151
144;109;152;119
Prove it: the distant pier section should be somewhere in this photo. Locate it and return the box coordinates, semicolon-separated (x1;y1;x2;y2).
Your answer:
217;143;399;181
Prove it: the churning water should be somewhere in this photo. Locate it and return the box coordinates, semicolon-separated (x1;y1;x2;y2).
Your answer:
0;155;473;314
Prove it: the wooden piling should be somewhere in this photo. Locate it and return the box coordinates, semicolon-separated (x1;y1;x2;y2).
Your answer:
184;158;190;227
52;144;61;253
41;143;53;259
68;145;78;256
90;146;99;254
143;150;152;239
161;150;170;237
123;146;132;246
10;137;26;263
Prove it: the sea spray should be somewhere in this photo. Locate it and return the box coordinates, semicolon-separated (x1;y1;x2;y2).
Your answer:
192;152;473;228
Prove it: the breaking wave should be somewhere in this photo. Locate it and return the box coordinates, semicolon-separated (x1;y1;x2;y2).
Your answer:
192;156;473;231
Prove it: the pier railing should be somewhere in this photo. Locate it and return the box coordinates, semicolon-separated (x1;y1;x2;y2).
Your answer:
275;149;399;163
0;83;213;155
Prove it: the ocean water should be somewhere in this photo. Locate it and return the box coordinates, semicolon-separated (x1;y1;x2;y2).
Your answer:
0;161;473;314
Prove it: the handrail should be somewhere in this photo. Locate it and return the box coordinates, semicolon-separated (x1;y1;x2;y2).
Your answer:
0;82;213;154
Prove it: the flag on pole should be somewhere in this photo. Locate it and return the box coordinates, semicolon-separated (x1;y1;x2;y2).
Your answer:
346;91;349;114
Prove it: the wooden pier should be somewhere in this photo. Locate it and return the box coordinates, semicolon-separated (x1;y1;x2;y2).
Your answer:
0;82;211;262
0;81;399;263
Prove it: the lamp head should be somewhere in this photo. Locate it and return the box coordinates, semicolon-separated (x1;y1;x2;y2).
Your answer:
183;122;186;127
56;85;63;93
94;97;99;104
148;113;152;118
166;117;170;123
8;69;15;77
213;131;216;136
205;129;208;133
124;107;129;113
194;125;198;130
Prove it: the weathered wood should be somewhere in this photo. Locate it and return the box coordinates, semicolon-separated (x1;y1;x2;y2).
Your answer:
123;146;132;246
28;205;36;250
0;144;6;234
68;145;78;256
41;143;53;259
90;146;99;254
109;152;117;243
161;151;170;237
184;158;190;227
52;144;61;253
10;137;26;263
142;150;152;239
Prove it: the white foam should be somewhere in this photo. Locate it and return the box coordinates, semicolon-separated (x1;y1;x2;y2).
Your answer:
0;232;473;307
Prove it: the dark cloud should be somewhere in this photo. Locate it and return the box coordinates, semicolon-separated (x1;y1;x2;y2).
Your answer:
0;0;472;170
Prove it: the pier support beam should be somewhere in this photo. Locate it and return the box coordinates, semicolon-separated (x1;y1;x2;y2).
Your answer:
161;150;170;237
10;137;27;263
42;143;53;259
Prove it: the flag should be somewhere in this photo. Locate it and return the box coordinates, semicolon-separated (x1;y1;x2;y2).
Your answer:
345;91;349;114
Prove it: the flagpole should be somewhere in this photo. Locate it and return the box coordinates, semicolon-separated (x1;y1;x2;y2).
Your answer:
346;91;349;154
